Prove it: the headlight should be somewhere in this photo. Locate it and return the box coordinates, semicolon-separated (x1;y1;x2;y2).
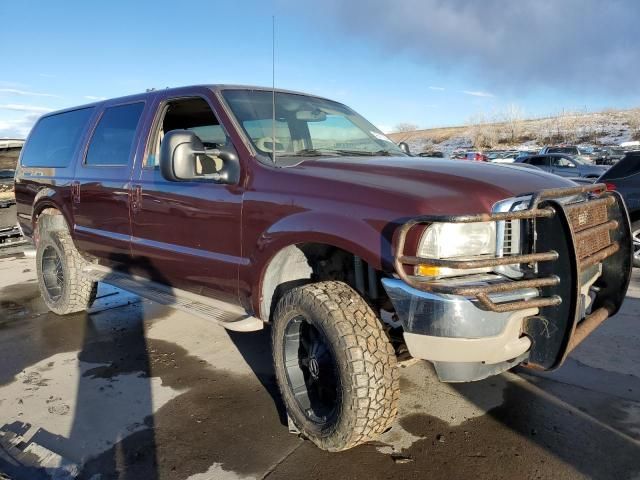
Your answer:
416;222;496;279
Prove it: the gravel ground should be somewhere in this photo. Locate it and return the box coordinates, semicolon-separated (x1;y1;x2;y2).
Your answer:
0;249;639;479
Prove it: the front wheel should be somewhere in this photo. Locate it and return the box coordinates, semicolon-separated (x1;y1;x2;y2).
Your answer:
632;220;640;268
272;281;399;451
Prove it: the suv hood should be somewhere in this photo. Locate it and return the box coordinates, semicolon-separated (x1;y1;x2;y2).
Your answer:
293;156;577;215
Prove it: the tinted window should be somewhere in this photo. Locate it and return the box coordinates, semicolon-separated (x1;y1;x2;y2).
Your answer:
527;156;549;166
603;153;640;179
86;103;144;166
21;108;94;167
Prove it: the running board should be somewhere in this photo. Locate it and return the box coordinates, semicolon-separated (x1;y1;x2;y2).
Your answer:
82;264;263;332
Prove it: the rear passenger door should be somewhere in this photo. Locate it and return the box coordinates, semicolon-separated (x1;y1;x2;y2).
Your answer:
72;100;147;268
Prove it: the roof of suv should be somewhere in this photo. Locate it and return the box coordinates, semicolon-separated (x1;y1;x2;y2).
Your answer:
39;84;337;119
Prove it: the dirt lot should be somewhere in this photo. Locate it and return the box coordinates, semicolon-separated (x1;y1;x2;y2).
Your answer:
0;246;639;479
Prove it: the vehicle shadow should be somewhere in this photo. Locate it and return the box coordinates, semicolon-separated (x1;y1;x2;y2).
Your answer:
226;326;289;426
449;295;640;480
0;256;172;479
69;256;170;479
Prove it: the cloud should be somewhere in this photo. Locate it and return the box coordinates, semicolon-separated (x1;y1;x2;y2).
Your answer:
0;104;52;113
462;90;494;98
0;88;59;98
291;0;640;94
0;114;40;138
84;95;107;101
428;86;445;91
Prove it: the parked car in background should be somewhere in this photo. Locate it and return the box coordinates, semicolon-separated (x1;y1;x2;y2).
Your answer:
598;146;625;165
486;150;519;163
0;168;19;243
598;150;640;266
418;150;444;158
0;168;15;183
516;153;608;178
0;169;16;208
464;151;488;161
540;145;598;164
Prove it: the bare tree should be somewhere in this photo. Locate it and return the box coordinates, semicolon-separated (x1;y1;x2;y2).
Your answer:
626;109;640;140
394;122;419;133
467;114;497;149
499;104;524;145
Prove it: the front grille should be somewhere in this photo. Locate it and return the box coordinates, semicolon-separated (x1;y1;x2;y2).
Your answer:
575;229;611;260
566;200;609;232
565;198;615;261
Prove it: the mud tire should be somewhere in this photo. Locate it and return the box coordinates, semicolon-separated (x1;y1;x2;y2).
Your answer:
272;281;399;451
36;217;97;315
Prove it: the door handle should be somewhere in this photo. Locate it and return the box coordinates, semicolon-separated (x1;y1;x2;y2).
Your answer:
131;184;142;212
71;181;80;204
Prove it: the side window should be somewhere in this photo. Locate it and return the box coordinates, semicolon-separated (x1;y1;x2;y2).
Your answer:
147;97;227;168
85;102;144;166
528;156;548;166
554;157;574;168
21;107;94;167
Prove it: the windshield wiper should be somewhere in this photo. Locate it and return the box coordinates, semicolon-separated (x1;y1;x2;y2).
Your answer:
334;149;396;157
284;148;399;158
285;148;341;157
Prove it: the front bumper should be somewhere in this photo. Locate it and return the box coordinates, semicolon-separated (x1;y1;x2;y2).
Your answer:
382;277;535;381
384;184;633;382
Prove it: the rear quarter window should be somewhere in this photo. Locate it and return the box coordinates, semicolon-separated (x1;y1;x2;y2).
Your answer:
20;107;94;167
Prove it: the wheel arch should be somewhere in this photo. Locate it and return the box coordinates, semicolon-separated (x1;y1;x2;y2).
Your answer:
251;211;395;321
31;188;73;237
257;240;387;322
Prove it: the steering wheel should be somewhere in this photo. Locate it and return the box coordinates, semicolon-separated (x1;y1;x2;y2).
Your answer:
255;137;286;154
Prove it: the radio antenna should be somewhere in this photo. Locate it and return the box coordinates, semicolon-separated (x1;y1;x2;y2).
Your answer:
271;15;276;163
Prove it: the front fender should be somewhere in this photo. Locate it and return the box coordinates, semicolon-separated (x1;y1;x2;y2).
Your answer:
255;210;393;271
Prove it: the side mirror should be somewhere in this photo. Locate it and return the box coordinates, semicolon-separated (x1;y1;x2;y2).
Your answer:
159;130;239;183
398;142;412;156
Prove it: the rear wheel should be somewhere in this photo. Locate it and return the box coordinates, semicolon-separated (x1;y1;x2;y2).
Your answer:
36;218;97;315
272;281;399;451
632;220;640;268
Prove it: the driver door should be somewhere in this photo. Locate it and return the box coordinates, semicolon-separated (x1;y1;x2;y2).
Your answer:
129;91;243;304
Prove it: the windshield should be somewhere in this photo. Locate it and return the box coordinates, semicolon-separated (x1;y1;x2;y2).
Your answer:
548;147;577;154
221;89;405;164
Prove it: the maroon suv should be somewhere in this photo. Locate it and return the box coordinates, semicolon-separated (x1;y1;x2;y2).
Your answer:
14;85;633;451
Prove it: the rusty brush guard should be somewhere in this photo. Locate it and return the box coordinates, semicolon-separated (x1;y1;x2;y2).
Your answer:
393;184;633;369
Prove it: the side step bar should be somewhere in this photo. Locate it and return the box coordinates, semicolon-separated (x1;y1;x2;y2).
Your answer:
82;264;263;332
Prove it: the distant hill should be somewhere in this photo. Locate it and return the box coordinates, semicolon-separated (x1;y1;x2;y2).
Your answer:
387;108;640;155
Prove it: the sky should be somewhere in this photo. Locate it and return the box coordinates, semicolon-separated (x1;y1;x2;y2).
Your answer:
2;0;640;138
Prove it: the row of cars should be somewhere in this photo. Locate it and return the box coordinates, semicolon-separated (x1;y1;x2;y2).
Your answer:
414;144;639;265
